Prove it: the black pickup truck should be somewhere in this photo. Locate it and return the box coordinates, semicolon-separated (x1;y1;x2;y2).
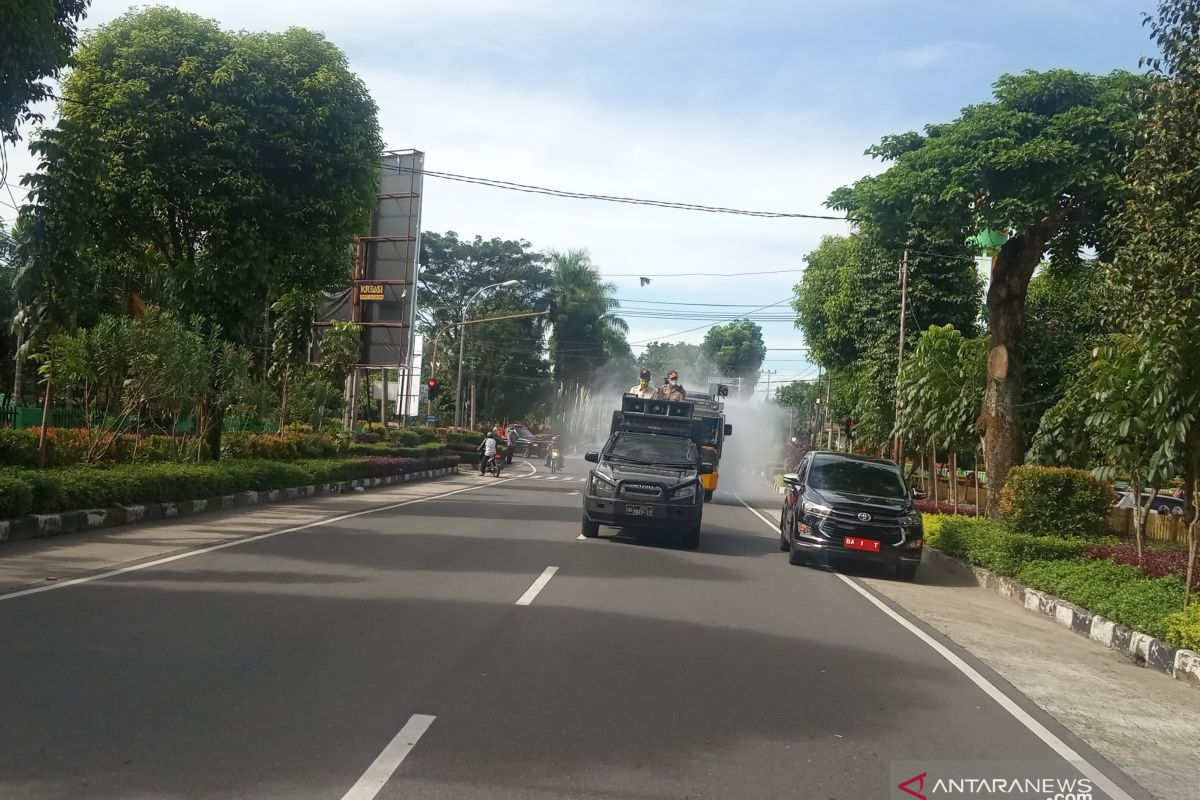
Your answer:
580;395;713;549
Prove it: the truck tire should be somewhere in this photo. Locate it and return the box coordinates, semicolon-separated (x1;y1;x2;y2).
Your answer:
681;526;701;549
581;517;600;538
895;563;919;581
788;547;807;567
703;489;713;503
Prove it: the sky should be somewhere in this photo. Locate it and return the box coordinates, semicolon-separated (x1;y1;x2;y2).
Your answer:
0;0;1154;394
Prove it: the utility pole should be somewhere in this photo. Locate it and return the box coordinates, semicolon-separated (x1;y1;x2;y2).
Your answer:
893;248;910;465
824;375;833;450
762;369;777;401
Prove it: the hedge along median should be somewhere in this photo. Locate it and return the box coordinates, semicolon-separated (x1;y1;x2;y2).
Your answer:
0;454;461;520
924;513;1200;656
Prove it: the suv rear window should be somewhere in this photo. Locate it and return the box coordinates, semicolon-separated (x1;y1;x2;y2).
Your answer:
808;458;906;498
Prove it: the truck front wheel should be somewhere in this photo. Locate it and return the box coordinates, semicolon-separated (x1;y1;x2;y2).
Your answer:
681;526;701;549
581;517;600;538
703;489;713;503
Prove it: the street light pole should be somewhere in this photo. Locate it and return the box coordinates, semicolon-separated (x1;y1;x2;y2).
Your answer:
454;279;520;428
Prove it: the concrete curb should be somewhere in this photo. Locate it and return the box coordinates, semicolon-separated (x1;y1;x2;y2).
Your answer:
0;466;458;546
923;547;1200;688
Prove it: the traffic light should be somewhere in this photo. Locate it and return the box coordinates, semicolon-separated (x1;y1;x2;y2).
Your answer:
842;418;857;441
717;384;729;398
426;378;441;400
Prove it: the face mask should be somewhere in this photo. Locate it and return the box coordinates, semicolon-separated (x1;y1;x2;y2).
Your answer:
639;380;649;388
669;379;677;386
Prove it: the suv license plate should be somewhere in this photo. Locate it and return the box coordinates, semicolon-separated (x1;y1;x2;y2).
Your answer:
844;536;881;553
625;504;655;517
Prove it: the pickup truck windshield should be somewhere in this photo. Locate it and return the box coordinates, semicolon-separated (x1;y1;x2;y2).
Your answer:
606;433;696;464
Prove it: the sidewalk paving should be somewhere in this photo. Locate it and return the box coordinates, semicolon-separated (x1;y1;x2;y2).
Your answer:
749;501;1200;800
0;466;507;596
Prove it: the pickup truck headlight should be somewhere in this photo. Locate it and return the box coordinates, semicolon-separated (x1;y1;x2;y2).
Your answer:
899;512;923;528
590;474;616;498
803;500;834;516
671;484;696;500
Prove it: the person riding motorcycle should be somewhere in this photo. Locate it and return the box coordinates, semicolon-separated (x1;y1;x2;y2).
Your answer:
656;370;687;401
478;431;499;475
628;369;656;399
544;435;564;469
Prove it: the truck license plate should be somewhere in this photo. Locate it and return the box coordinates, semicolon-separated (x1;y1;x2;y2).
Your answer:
625;504;654;517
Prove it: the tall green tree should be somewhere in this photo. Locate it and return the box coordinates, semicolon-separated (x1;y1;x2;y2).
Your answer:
703;319;766;395
793;234;981;450
16;7;382;454
0;0;91;142
1106;0;1200;604
831;69;1145;515
417;231;550;422
638;341;713;388
547;248;627;397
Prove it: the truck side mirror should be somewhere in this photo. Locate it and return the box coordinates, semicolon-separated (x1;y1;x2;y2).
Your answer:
724;424;733;436
911;488;926;500
782;472;801;486
700;464;715;475
584;451;599;463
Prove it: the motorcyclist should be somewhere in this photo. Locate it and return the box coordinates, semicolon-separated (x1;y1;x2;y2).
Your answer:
545;434;563;468
656;370;687;401
628;369;656;399
478;431;499;475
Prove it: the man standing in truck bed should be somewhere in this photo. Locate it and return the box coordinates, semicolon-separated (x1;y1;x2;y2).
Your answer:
656;370;687;401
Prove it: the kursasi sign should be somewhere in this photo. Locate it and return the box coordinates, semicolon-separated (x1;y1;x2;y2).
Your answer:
359;283;385;301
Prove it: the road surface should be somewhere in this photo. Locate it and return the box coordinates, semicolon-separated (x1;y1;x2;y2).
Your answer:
0;459;1162;799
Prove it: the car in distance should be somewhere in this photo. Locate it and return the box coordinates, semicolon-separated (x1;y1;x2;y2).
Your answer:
779;451;924;580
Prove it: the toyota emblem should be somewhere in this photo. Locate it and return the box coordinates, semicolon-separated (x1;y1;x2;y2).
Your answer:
857;512;872;522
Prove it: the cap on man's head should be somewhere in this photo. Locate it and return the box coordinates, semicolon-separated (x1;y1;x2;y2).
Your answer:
640;369;651;380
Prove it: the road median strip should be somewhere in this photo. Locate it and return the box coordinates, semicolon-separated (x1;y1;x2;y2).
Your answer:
0;465;459;545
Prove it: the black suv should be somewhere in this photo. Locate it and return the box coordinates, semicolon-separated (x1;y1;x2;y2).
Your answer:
581;396;712;549
779;451;924;579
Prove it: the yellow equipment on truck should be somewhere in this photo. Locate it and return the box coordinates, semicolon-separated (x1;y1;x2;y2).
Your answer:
690;395;732;502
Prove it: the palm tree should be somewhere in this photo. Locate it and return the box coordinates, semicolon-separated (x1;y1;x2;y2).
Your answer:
545;249;629;414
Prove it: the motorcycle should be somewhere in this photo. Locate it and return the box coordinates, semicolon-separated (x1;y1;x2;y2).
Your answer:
482;452;504;477
546;444;564;473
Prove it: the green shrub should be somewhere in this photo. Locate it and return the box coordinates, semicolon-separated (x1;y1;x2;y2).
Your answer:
443;430;480;445
457;451;482;466
221;431;341;460
0;454;456;518
921;513;949;547
1165;604;1200;651
1017;558;1186;642
931;515;1084;575
1000;465;1111;538
406;425;442;444
0;428;39;468
346;442;445;459
387;428;423;447
0;472;34;518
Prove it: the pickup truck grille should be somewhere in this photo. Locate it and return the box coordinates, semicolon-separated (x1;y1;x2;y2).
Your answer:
620;482;663;499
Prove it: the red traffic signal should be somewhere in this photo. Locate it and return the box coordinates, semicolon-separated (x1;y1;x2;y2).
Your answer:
426;378;441;400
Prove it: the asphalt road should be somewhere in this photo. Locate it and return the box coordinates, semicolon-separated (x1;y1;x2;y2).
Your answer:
0;458;1155;800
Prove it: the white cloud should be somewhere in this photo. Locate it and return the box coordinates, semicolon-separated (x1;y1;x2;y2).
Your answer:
892;40;989;69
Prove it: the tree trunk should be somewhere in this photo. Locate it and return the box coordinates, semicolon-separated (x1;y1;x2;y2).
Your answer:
931;442;938;508
278;366;290;435
36;377;53;467
951;452;958;515
1131;473;1145;560
12;324;25;406
980;229;1051;518
205;403;225;462
1187;476;1198;608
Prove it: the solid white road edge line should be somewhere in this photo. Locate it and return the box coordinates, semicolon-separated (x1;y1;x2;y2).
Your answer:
1;462;538;604
339;713;436;800
734;494;1136;800
515;566;559;606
